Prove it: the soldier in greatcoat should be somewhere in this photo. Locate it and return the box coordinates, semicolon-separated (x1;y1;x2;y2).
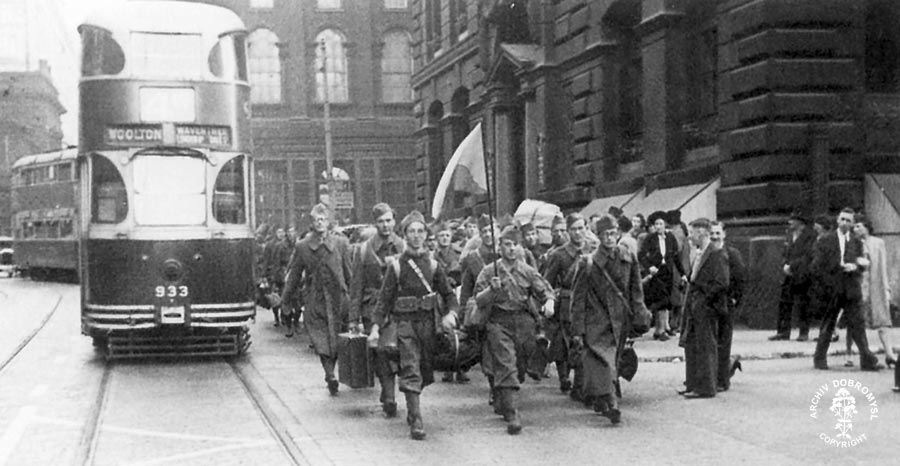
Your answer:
281;203;353;396
348;203;404;416
367;211;459;440
474;225;555;435
541;213;593;398
571;214;650;424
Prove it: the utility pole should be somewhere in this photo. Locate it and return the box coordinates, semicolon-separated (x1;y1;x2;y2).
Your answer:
320;39;336;216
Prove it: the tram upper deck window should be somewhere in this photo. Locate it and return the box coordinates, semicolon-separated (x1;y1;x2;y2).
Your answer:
132;32;204;78
213;155;245;224
81;26;125;76
133;156;206;225
209;33;248;81
91;154;128;224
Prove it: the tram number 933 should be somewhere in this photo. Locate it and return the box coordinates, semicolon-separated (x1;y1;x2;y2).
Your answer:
155;285;189;298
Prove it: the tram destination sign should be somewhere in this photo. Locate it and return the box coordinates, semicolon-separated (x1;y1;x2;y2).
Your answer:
105;125;163;146
175;125;231;147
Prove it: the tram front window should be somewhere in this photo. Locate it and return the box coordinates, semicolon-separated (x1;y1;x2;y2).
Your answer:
133;156;206;225
92;154;128;224
209;32;248;81
213;156;246;224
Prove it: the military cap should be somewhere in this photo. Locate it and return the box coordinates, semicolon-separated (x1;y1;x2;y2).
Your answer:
594;214;617;233
551;215;566;228
372;202;394;220
400;210;427;232
476;213;492;229
689;217;712;230
608;206;624;217
310;203;331;218
498;224;521;243
566;213;586;229
519;222;536;234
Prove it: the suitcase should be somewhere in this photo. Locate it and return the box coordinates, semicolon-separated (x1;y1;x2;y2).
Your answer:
337;332;375;389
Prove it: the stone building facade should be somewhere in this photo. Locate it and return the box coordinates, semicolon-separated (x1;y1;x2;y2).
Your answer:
412;0;900;327
0;62;65;236
200;0;418;229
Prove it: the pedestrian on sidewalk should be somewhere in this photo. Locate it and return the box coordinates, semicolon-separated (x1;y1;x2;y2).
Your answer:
853;214;896;369
770;213;817;341
281;203;353;396
710;222;745;392
571;214;650;424
679;218;729;399
811;208;883;371
367;211;459;440
639;211;686;342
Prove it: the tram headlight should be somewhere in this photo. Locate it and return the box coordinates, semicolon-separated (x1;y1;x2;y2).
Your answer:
162;259;184;282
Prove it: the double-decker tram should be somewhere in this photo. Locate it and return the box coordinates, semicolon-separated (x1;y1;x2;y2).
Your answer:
10;147;80;281
78;1;255;358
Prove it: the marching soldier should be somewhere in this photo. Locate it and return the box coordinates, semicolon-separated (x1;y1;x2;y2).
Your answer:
433;221;468;383
474;225;555;435
281;203;353;396
348;203;404;416
541;213;593;398
368;211;459;440
571;214;650;424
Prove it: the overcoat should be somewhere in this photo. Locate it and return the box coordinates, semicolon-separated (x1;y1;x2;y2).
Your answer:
282;231;353;358
348;232;404;325
638;231;686;311
861;235;892;328
680;245;729;396
571;244;648;396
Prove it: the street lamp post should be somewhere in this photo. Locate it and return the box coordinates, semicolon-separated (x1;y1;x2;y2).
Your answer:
320;39;336;216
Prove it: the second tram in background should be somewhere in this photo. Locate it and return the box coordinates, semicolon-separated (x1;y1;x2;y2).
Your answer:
9;148;80;281
78;1;256;358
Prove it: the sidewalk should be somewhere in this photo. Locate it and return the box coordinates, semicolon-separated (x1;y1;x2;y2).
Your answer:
632;327;899;363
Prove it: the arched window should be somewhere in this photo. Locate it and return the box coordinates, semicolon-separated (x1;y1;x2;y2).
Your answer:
315;29;349;103
381;31;412;103
247;28;281;104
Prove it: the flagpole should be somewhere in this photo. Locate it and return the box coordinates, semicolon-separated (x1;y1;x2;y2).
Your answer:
481;126;498;276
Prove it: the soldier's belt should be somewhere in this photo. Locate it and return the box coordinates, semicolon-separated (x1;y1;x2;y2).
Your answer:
395;293;437;312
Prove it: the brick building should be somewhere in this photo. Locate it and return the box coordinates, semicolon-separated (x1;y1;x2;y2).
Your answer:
412;0;900;327
0;62;65;236
199;0;417;229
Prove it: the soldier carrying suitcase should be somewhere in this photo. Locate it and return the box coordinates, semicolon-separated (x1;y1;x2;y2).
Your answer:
367;210;459;440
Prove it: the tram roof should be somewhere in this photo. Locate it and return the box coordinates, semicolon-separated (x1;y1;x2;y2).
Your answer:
12;147;79;170
80;1;245;37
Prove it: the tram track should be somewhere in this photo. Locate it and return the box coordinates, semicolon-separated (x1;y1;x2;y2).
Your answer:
0;293;63;376
229;359;311;466
76;363;112;466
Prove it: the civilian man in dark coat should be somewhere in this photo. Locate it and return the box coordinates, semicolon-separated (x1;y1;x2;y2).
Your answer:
348;202;404;416
367;211;459;440
811;208;883;371
710;221;745;392
571;214;650;424
679;218;729;398
769;213;818;341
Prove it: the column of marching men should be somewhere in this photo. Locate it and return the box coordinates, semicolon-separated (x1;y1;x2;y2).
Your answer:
251;202;898;441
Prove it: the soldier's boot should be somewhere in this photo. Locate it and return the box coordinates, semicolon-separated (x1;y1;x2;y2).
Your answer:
272;308;280;327
379;375;398;418
487;376;503;415
501;389;522;435
405;392;426;440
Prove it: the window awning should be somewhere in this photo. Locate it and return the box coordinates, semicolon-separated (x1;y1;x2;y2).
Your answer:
579;189;642;218
623;178;719;222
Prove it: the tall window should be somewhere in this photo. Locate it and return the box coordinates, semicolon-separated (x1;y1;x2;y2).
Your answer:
247;29;281;104
866;0;900;93
315;29;349;103
425;0;442;57
385;0;408;8
381;31;412;103
317;0;341;10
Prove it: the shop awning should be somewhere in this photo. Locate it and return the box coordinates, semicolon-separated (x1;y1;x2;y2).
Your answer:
618;178;720;221
579;189;642;218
